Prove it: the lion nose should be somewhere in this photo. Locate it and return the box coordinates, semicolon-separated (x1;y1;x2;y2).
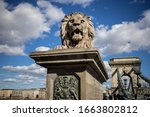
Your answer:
73;22;80;26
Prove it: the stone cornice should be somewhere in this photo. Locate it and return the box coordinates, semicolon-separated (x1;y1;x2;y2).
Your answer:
30;48;109;82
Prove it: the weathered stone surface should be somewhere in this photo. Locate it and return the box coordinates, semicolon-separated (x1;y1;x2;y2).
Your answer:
30;48;108;100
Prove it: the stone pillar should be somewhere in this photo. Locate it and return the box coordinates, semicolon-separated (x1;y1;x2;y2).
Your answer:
30;48;108;100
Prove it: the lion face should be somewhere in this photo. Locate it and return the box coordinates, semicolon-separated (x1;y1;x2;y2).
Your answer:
59;12;94;49
67;13;88;42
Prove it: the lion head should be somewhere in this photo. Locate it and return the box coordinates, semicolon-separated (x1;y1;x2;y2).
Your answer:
59;12;94;49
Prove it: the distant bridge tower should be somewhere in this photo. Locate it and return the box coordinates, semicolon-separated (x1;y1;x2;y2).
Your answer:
109;57;141;95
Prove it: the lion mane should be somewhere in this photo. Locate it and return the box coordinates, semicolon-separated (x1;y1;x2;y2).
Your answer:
59;12;94;49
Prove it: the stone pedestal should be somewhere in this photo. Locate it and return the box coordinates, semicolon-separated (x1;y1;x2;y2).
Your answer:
30;48;108;100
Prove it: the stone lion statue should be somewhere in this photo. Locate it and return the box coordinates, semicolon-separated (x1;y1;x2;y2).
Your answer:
56;12;94;49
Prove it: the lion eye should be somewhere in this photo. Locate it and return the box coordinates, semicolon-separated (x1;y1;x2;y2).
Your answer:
81;20;84;23
70;19;74;23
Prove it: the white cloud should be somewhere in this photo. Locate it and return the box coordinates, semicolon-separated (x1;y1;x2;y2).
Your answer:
37;0;65;25
103;79;112;89
35;46;50;51
27;79;34;83
18;74;37;79
0;0;49;45
3;78;17;83
51;0;94;7
102;61;112;89
0;0;64;56
94;9;150;56
1;64;46;88
2;64;46;76
1;64;47;88
103;61;112;78
0;45;26;56
54;30;60;37
23;79;34;85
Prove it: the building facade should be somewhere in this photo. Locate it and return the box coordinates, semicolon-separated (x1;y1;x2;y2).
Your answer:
0;89;13;99
0;88;46;100
39;88;46;99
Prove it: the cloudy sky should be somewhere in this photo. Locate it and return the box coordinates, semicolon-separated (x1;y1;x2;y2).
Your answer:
0;0;150;89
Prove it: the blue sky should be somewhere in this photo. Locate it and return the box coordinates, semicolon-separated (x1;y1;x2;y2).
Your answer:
0;0;150;89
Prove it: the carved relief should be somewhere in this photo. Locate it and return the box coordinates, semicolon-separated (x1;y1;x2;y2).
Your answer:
56;12;94;49
53;75;79;100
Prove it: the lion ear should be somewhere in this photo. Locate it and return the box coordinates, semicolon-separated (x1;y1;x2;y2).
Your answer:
62;15;70;23
85;16;91;22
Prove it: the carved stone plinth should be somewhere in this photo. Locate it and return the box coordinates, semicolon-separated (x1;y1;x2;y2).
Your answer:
30;48;108;100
